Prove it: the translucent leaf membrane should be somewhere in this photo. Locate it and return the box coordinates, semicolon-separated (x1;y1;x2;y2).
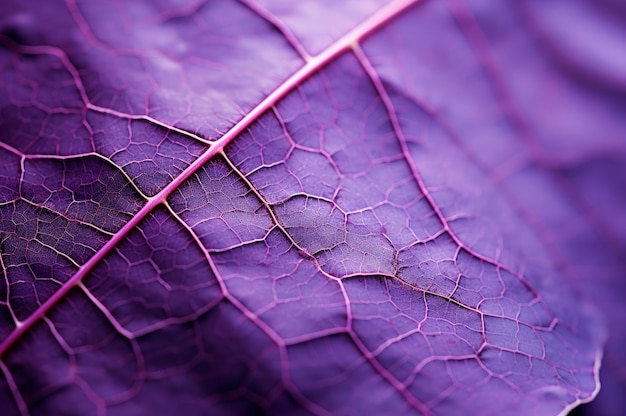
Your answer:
1;0;624;415
0;0;303;138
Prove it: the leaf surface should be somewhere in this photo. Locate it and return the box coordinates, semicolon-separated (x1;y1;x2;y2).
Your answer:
1;0;624;415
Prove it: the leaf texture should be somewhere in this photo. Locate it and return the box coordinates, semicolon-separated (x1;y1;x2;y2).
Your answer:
1;0;624;415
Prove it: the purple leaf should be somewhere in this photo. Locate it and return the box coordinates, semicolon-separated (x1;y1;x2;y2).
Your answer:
0;0;624;415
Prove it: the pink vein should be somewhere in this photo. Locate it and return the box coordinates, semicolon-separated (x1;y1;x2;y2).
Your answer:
0;0;422;358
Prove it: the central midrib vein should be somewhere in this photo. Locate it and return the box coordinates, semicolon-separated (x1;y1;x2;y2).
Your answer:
0;0;422;358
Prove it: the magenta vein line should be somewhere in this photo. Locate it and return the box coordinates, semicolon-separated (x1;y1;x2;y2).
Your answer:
0;0;422;358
